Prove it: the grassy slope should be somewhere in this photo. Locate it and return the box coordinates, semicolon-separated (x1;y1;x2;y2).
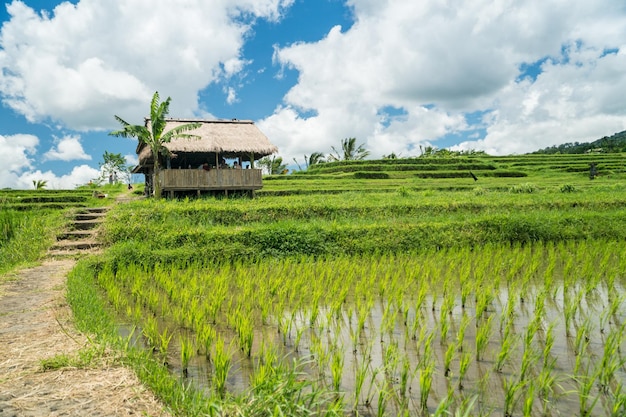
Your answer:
64;154;626;415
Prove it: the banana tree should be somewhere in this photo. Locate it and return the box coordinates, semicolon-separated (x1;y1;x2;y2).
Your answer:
109;92;200;199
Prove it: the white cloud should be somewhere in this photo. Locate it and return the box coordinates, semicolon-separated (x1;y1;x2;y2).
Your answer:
124;153;138;167
0;134;38;183
16;164;100;190
260;0;626;160
43;134;91;161
0;0;293;130
0;132;100;189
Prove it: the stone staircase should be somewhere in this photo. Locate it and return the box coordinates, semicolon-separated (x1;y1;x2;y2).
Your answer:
48;207;109;258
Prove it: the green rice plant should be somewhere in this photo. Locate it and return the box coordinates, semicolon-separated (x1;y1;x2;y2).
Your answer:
577;371;600;417
610;382;626;417
456;312;471;352
537;359;559;416
235;312;254;357
597;327;624;394
179;333;195;377
157;327;173;359
330;347;344;392
353;355;370;412
542;321;556;369
503;376;525;417
419;361;434;411
198;324;216;361
475;315;493;361
495;326;516;373
522;383;535;417
439;307;451;345
376;386;390;417
458;350;471;391
213;336;232;398
519;345;539;383
398;354;413;403
440;342;454;379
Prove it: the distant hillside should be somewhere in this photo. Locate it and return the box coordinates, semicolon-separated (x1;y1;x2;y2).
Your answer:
532;130;626;154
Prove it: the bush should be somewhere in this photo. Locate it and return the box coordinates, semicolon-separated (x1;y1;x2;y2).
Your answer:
509;183;537;194
353;171;389;179
560;184;577;193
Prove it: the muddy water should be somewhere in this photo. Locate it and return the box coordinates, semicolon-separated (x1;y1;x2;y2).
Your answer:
148;280;626;416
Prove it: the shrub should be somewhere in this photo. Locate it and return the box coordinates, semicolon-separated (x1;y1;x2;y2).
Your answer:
509;183;537;194
353;172;389;179
560;184;577;193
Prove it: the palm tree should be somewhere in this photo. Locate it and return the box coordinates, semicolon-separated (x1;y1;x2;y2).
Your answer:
32;179;47;190
328;137;370;161
259;155;287;174
306;152;326;167
109;92;200;199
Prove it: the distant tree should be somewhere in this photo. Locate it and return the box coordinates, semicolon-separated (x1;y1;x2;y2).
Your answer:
382;152;398;159
306;152;326;167
99;151;129;185
259;155;288;175
328;137;370;161
32;180;47;190
109;91;201;199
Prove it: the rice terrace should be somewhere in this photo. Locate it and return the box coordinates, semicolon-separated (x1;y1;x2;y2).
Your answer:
3;147;626;416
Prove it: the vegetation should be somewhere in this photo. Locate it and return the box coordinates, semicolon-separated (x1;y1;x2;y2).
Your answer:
532;130;626;154
328;137;370;161
99;151;130;185
109;91;201;198
5;151;626;415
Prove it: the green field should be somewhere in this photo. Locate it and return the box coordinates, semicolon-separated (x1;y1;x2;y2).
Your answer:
4;154;626;416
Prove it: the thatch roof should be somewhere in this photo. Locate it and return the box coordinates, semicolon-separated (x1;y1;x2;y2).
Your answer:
136;119;278;166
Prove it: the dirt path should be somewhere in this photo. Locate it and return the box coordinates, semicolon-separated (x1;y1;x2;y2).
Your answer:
0;195;171;417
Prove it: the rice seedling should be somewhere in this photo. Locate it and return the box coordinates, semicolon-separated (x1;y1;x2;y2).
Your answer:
330;346;344;392
456;312;471;352
458;350;471;391
353;355;370;412
213;336;232;398
419;361;434;411
444;342;455;378
610;382;626;417
537;359;559;416
398;354;413;404
522;383;535;417
503;376;525;417
542;321;556;369
597;326;624;394
234;312;254;357
475;315;493;361
198;324;216;361
495;325;516;373
179;333;195;377
439;307;451;345
577;371;600;417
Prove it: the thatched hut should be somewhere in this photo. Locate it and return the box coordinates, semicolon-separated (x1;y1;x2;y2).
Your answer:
132;119;278;197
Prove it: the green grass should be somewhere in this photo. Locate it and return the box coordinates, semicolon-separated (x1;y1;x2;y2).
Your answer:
6;154;626;415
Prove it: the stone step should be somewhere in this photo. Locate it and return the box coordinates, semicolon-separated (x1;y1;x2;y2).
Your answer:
71;220;103;231
74;212;107;221
50;240;102;251
56;230;97;240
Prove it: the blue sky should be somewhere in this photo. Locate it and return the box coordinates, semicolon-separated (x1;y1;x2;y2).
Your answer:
1;0;626;189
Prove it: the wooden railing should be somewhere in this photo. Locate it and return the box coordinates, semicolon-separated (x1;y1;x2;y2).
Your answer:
158;168;263;191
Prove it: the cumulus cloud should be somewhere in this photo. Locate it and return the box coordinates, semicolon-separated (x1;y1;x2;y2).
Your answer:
0;133;39;188
16;164;100;190
0;132;100;189
261;0;626;160
43;134;91;161
0;0;293;130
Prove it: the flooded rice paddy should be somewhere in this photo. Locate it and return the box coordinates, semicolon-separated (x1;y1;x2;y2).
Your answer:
107;240;626;416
